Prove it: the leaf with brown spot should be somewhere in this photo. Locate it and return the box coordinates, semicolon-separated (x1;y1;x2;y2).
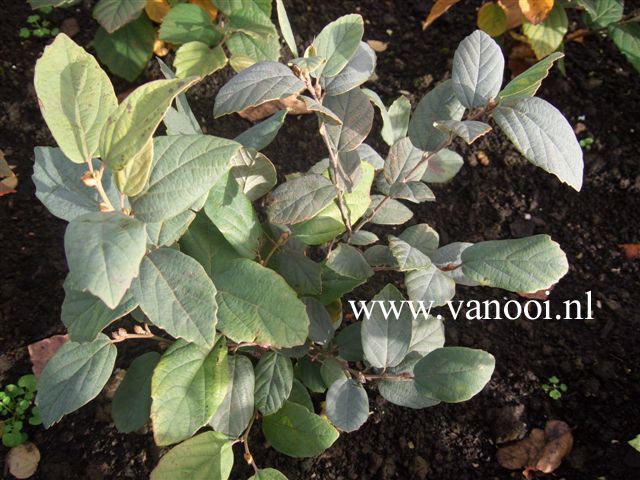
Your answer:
28;334;69;377
518;0;554;25
239;95;310;122
422;0;461;30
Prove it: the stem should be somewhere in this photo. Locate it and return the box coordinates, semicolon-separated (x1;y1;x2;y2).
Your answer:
86;160;115;212
347;367;413;383
260;232;289;266
241;412;259;474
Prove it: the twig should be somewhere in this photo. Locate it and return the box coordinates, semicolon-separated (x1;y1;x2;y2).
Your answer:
260;232;289;266
241;412;259;473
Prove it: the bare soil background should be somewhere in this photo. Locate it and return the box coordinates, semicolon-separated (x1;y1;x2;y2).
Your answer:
1;1;639;479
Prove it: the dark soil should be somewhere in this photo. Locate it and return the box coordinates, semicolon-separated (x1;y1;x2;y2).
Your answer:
2;0;640;479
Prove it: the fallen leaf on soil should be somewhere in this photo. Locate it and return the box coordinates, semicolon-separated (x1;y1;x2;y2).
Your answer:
0;150;18;197
28;334;69;377
145;0;170;23
367;40;388;52
518;0;554;25
60;17;80;38
497;420;573;478
508;43;538;77
566;28;590;44
239;94;309;122
5;442;41;479
422;0;461;30
498;0;524;29
618;243;640;259
574;122;587;135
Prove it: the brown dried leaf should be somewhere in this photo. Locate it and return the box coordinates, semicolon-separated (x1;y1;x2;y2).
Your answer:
518;0;554;25
28;334;69;377
6;442;41;479
619;243;640;259
367;40;388;52
238;95;310;122
498;0;524;29
422;0;462;30
145;0;170;23
535;421;573;473
60;17;80;38
508;42;538;77
497;428;545;469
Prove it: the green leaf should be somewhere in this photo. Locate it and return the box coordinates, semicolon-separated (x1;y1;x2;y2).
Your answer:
32;148;118;222
230;149;277;201
452;30;504;108
213;0;271;16
112;352;160;433
492;97;583;190
254;352;294;415
409;80;465;151
131;135;240;223
368;195;413;225
414;347;495;403
215;259;309;347
227;32;281;72
145;208;198;248
389;236;432;271
292;162;374;244
214;61;304;117
289;379;314;412
263;401;339;457
226;3;276;39
180;212;242;275
64;212;146;309
132;247;218;347
335;322;363;363
303;297;334;345
326;378;368;432
313;14;364;78
322;42;376;96
629;434;640;453
294;357;326;393
430;242;479;286
324;88;374;152
249;468;289;480
461;234;569;292
267;174;338;225
523;4;568;59
113;137;154;196
276;0;297;56
499;52;564;100
36;334;116;427
320;357;347;388
235;110;288;151
399;223;439;256
579;0;624;28
410;315;445;355
289;55;326;74
159;4;222;45
434;120;491;144
361;284;412;368
378;377;440;409
151;338;229;446
384;137;428;184
100;77;198;172
477;1;507;37
174;42;227;79
93;0;145;33
382;96;411;146
325;243;373;280
157;58;202;135
421;149;463;183
356;143;384;170
204;171;263;259
94;15;154;82
406;264;456;307
349;230;379;246
150;431;234;480
34;33;117;164
608;23;640;74
62;281;137;342
299;95;343;125
210;354;255;438
316;264;366;305
270;251;323;296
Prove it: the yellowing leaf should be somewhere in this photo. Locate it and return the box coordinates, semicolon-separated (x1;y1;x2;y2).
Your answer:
145;0;170;23
518;0;554;25
478;2;508;37
189;0;218;21
422;0;461;30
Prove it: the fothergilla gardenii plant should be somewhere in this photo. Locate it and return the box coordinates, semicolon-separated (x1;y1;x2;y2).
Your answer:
31;5;582;479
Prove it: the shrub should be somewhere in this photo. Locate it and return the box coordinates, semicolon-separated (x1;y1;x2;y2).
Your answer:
424;0;640;74
28;0;283;81
31;6;582;478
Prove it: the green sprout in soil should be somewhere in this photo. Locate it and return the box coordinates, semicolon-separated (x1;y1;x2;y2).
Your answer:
629;434;640;453
579;136;595;151
20;9;59;40
542;376;568;400
0;374;42;447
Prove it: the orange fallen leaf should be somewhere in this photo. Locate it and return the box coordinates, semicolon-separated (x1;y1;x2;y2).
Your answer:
189;0;218;21
28;334;69;377
145;0;170;23
367;40;388;52
518;0;554;25
497;420;573;478
422;0;461;30
498;0;524;29
619;243;640;259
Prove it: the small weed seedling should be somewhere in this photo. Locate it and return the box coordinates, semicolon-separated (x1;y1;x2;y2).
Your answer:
542;376;568;400
30;3;583;477
0;375;41;448
580;136;595;151
20;11;59;40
